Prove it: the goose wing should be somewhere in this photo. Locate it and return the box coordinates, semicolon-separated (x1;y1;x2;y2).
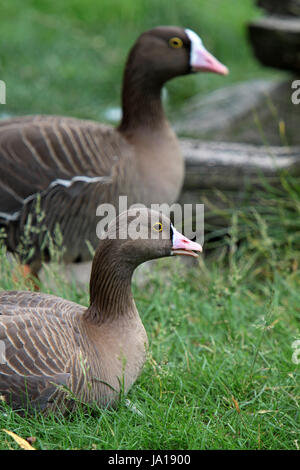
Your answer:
0;290;85;318
0;116;131;262
0;305;81;411
0;115;125;222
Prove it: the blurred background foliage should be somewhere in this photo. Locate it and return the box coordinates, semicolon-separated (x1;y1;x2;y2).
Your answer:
0;0;281;121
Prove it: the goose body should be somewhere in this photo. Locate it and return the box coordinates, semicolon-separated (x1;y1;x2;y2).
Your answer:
0;290;147;411
0;209;202;412
0;26;227;273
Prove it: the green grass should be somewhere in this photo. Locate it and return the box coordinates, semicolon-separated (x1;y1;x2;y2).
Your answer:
0;0;281;123
0;0;299;451
0;181;299;449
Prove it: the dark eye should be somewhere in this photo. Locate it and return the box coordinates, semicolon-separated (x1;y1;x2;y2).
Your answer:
169;37;183;49
153;222;163;232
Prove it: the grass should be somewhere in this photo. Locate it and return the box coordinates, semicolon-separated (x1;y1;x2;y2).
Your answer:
0;0;299;451
0;177;299;449
0;0;282;123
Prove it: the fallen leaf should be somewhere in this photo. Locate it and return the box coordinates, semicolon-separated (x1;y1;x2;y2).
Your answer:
2;429;36;450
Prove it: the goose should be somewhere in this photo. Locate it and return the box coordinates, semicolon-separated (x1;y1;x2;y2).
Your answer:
0;26;227;277
0;208;202;413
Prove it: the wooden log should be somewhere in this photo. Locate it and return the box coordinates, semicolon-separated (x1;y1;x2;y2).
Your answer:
257;0;300;16
248;16;300;72
181;140;300;192
179;140;300;228
174;79;300;146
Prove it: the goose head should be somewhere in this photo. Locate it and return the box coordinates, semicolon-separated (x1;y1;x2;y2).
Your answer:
88;208;202;321
97;208;202;269
119;26;228;133
124;26;228;88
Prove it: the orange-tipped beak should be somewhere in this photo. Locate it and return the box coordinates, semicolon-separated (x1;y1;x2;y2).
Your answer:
171;227;203;258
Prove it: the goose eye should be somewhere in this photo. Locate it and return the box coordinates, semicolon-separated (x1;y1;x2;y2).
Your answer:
169;37;183;49
153;222;163;232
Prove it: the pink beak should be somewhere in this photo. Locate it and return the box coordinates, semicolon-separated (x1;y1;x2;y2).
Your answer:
185;28;229;76
192;47;229;76
171;227;203;258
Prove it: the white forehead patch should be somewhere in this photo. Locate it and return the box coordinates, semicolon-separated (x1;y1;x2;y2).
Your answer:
171;223;175;244
185;28;205;65
170;222;181;245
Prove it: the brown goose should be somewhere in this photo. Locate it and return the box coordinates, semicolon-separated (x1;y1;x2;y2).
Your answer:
0;208;202;412
0;26;227;275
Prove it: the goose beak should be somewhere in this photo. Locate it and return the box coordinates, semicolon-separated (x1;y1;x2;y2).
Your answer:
171;228;203;258
191;46;229;75
185;28;229;76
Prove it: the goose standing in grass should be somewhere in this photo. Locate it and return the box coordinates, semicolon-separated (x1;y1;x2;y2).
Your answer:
0;26;227;277
0;208;202;413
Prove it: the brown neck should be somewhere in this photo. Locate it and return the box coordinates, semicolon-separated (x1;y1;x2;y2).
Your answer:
118;63;166;134
83;241;136;325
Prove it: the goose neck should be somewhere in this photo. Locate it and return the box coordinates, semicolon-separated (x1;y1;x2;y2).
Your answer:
84;242;136;325
118;65;166;133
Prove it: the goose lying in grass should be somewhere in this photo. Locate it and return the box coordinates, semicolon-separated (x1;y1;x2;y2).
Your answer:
0;208;202;413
